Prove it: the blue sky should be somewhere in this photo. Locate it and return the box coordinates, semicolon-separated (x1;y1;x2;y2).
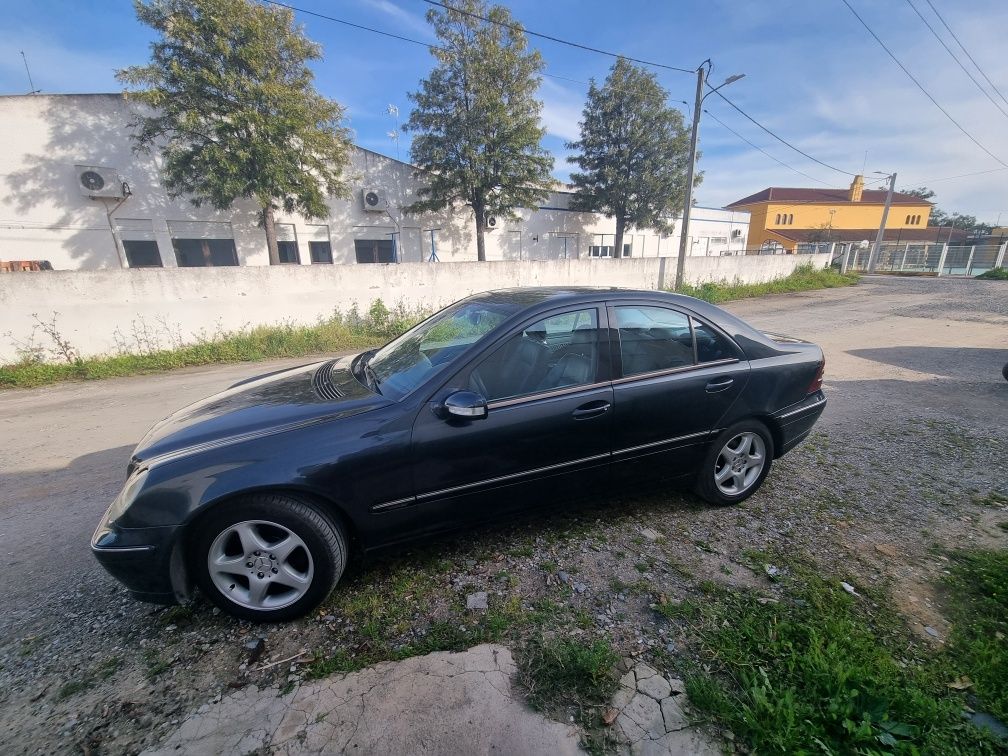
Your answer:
2;0;1007;220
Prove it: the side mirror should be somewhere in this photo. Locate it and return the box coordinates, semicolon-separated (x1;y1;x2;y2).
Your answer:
441;390;488;420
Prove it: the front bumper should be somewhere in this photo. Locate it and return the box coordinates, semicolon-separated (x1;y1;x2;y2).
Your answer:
773;391;827;456
92;517;179;604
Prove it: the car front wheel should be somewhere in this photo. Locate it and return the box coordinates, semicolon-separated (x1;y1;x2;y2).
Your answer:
191;494;346;622
694;421;774;505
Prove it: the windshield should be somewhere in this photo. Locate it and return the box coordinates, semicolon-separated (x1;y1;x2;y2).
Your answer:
365;299;518;400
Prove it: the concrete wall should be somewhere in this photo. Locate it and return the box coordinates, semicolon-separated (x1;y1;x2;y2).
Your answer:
0;254;829;363
0;93;749;269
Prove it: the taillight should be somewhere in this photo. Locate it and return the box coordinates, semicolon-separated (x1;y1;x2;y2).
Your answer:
808;359;825;394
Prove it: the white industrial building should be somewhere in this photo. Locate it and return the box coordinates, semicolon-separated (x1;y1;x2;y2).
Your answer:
0;94;749;270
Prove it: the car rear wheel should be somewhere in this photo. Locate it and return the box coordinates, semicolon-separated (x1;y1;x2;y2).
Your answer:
694;420;774;505
192;494;346;622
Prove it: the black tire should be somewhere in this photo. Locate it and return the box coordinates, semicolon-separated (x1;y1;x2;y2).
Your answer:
694;420;775;506
191;493;346;622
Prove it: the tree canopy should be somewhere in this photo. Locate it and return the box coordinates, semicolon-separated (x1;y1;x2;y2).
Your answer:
567;58;694;259
404;0;553;261
118;0;353;264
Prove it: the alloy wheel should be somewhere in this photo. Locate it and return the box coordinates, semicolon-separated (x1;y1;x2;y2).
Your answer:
207;520;314;611
714;432;766;496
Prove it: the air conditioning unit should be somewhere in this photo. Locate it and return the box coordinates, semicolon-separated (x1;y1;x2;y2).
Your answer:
75;165;127;198
484;215;498;230
731;228;743;238
361;188;389;212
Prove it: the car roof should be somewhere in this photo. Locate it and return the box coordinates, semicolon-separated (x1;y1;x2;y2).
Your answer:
465;286;715;313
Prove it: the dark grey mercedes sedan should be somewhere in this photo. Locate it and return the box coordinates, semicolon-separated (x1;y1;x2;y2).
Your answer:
92;287;826;621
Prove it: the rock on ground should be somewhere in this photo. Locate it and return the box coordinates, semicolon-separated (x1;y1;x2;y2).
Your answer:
143;644;581;756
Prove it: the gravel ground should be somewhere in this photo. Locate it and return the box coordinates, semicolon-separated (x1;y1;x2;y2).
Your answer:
0;275;1006;754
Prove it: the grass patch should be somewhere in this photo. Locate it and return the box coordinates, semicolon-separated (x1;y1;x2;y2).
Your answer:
944;549;1008;723
0;300;425;390
976;267;1008;280
521;637;619;712
660;560;1002;753
56;678;92;701
674;264;859;304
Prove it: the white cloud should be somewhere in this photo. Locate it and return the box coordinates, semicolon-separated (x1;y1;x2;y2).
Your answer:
360;0;434;40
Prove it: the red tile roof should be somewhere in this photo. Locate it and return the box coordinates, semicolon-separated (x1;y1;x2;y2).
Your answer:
726;187;932;208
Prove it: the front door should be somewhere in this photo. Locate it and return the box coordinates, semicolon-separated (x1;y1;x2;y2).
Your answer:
608;302;749;485
408;305;613;535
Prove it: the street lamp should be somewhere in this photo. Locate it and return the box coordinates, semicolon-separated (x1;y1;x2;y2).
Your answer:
674;67;745;290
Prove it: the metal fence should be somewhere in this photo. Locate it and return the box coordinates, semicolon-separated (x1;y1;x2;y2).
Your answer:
840;241;1007;276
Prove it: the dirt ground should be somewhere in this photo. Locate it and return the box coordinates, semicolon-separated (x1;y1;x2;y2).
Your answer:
0;275;1006;754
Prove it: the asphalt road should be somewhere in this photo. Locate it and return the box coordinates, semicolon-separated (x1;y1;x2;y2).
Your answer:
1;275;1005;633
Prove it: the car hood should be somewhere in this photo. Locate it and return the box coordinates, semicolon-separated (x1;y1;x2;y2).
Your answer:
131;354;389;467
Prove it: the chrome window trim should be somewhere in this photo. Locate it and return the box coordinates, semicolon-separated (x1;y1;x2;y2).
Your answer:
611;358;739;386
486;380;612;410
415;451;611;501
613;430;711;457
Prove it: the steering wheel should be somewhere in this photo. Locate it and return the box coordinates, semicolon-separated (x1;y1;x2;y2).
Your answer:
470;369;490;398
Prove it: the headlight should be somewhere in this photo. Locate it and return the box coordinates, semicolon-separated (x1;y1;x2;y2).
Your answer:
106;468;150;524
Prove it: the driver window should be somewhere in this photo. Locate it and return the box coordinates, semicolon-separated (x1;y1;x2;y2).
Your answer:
469;308;600;402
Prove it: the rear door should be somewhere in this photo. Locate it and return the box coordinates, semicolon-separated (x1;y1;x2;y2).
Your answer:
407;304;614;534
608;301;749;484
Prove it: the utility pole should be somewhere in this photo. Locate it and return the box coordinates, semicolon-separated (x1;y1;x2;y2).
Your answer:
675;64;706;291
867;171;896;273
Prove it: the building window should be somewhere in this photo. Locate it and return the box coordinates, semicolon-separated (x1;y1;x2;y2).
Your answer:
710;236;728;244
173;239;239;267
122;240;162;268
788;214;794;224
588;245;613;258
168;221;239;267
354;239;396;263
275;223;299;264
310;241;333;264
775;213;781;224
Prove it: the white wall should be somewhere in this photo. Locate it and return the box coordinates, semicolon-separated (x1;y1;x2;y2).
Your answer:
0;254;830;362
0;94;749;269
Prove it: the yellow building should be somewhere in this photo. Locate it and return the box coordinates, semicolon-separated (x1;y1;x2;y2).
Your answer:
725;176;956;252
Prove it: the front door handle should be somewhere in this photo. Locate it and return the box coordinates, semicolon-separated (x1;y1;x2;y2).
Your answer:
705;377;734;393
572;400;611;420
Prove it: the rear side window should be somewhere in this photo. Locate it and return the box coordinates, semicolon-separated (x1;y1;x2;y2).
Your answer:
614;306;693;377
693;318;735;363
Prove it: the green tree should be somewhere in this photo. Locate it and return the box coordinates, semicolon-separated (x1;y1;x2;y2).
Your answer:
404;0;553;262
567;58;694;260
118;0;352;264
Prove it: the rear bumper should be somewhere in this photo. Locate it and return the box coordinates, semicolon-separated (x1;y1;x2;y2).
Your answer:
773;391;826;456
91;521;179;604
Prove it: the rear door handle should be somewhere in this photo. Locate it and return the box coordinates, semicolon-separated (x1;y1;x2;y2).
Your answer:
705;377;734;393
572;400;610;420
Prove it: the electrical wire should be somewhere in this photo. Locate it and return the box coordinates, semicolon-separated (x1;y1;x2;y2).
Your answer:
706;88;858;176
840;0;1008;168
904;0;1008;121
923;0;1008;110
702;109;833;186
421;0;695;74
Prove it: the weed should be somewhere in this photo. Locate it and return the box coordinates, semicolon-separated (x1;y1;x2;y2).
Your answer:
659;567;1001;753
1;299;429;389
144;650;171;677
56;678;92;701
975;267;1008;280
521;636;619;712
673;265;859;304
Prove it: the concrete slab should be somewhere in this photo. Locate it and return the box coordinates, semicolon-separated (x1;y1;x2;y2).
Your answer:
143;644;583;756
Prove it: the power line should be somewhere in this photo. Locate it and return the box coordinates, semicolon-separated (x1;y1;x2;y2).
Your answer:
904;0;1008;121
703;109;833;186
923;0;1008;110
421;0;695;74
917;166;1008;183
706;88;858;176
839;0;1008;168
